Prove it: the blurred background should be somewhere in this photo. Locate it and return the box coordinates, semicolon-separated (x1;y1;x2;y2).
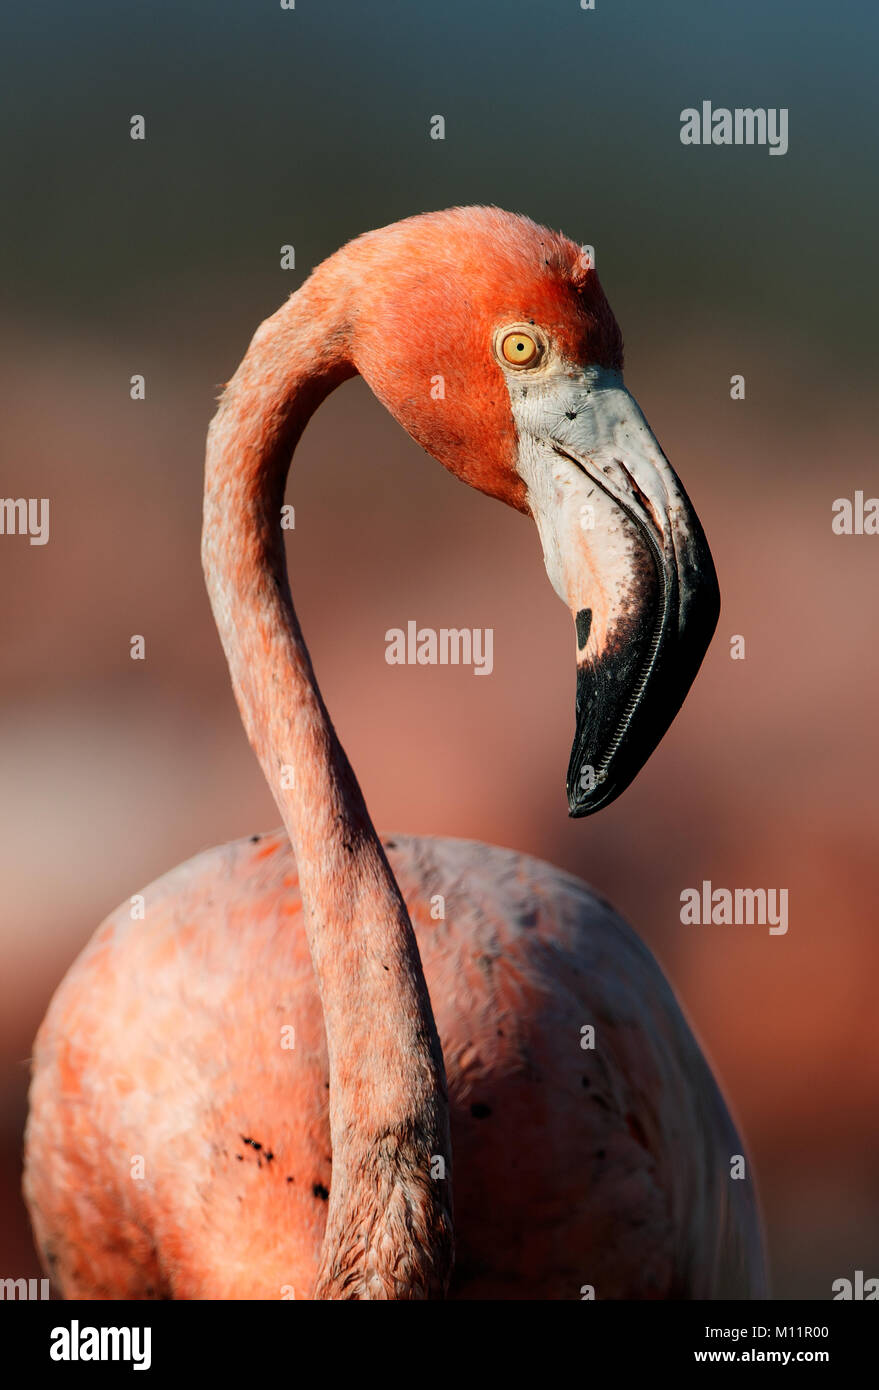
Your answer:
1;0;877;1298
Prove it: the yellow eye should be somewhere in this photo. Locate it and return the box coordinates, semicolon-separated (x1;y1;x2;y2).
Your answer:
501;330;539;367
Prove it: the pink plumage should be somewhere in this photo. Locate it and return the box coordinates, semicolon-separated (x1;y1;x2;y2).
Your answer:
24;208;765;1299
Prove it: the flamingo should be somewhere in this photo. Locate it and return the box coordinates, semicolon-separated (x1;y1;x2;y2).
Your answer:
23;207;766;1300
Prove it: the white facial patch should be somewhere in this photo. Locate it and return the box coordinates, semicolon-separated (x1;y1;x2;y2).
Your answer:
500;363;671;661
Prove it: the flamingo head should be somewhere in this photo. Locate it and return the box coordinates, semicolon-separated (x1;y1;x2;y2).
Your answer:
340;207;720;815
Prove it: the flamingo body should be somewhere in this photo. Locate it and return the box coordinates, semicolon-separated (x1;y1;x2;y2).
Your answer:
24;208;765;1297
25;830;763;1299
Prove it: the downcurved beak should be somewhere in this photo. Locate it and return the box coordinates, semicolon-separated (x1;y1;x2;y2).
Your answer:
515;366;719;816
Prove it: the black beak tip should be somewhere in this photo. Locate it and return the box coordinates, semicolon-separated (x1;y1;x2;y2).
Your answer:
562;523;721;820
565;767;618;818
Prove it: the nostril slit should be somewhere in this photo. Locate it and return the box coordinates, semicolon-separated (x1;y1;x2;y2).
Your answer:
575;608;592;649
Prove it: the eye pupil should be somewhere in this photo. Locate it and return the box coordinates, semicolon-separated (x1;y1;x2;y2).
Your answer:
500;329;540;366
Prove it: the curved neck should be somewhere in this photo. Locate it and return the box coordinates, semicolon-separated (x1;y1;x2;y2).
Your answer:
202;276;453;1298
